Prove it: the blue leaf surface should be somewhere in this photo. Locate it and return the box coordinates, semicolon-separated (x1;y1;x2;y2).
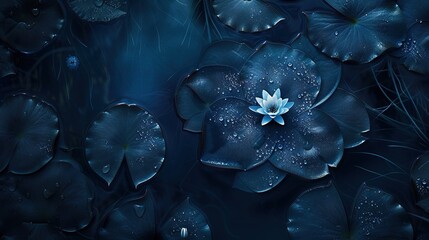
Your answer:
198;41;254;70
318;89;370;148
290;34;341;107
2;223;68;240
0;0;64;54
68;0;127;22
161;198;211;240
411;153;429;213
287;183;349;239
85;103;165;188
0;45;15;79
98;191;155;240
201;98;273;170
240;42;321;115
307;0;406;63
267;109;343;179
233;162;287;193
398;0;429;23
0;161;93;232
213;0;285;32
176;66;242;132
0;94;59;174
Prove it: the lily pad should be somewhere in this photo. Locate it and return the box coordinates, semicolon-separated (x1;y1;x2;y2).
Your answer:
240;42;321;115
201;98;273;171
98;191;155;240
0;94;59;174
161;198;211;240
213;0;285;32
0;0;64;54
2;223;69;240
68;0;127;22
411;153;429;213
85;103;165;188
287;182;413;239
199;41;254;70
318;89;370;148
290;34;341;106
306;0;406;63
175;66;242;132
0;45;15;78
233;162;287;193
0;161;93;232
398;0;429;23
397;23;429;75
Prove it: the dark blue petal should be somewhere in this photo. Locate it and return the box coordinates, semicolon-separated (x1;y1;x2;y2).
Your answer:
398;0;429;23
201;98;274;170
290;34;341;106
98;191;155;240
240;42;321;115
307;0;406;63
233;162;287;193
287;183;349;239
0;94;59;174
0;45;15;79
199;41;254;70
350;183;413;239
68;0;127;22
0;0;64;54
85;103;165;188
213;0;285;32
161;198;211;240
268;109;343;179
176;66;242;132
318;89;370;148
411;153;429;213
397;23;429;75
0;161;93;232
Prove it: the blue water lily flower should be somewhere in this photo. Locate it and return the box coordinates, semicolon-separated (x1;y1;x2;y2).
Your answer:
249;89;294;126
175;40;369;192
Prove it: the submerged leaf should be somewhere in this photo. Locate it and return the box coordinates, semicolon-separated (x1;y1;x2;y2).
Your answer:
307;0;406;63
85;103;165;188
68;0;127;22
0;94;59;174
0;0;64;54
161;198;211;240
213;0;285;32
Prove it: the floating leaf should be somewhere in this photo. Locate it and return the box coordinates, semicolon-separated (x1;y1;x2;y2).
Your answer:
0;161;93;232
68;0;127;22
318;89;370;148
201;98;273;171
233;162;286;193
199;41;254;70
213;0;285;32
398;0;429;23
85;103;165;188
98;191;155;240
240;42;321;115
287;183;413;239
0;0;64;54
411;153;429;213
290;34;341;106
307;0;406;63
267;109;343;179
176;66;242;132
161;198;211;240
0;94;59;174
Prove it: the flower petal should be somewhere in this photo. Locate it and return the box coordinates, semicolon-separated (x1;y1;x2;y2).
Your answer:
201;98;273;170
213;0;285;32
161;198;212;240
233;162;287;193
268;109;344;179
255;97;264;107
261;115;272;126
307;0;406;63
290;34;341;106
176;66;242;132
273;88;281;99
98;191;156;239
287;183;349;239
318;89;370;148
241;42;321;115
85;103;165;188
350;183;413;239
274;115;284;125
0;94;59;174
199;41;254;70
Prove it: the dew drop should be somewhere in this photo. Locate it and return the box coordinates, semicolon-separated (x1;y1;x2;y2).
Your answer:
102;164;111;174
180;227;188;238
133;204;146;218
